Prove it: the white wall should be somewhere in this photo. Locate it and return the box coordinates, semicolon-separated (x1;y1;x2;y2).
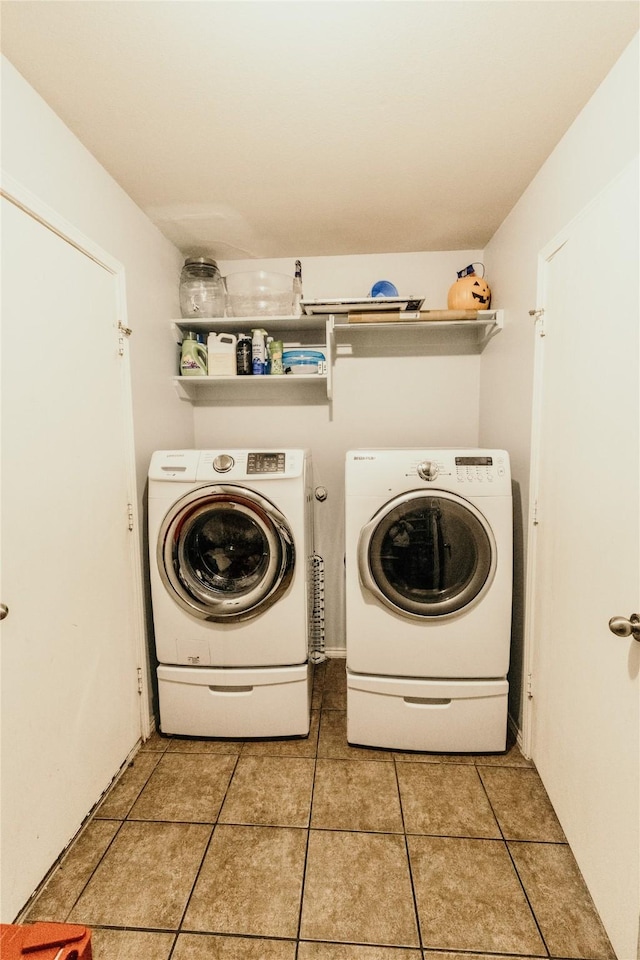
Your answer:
197;251;485;652
479;33;640;725
1;56;192;718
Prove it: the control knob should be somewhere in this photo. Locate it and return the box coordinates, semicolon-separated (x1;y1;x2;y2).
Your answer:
213;454;234;473
417;460;439;482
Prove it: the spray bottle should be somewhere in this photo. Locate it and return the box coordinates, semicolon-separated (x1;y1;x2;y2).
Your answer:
251;328;268;375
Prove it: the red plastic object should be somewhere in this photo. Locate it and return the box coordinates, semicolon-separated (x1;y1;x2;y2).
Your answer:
0;923;92;959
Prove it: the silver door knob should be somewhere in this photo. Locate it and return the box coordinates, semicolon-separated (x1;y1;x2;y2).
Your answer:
608;614;640;641
0;604;8;621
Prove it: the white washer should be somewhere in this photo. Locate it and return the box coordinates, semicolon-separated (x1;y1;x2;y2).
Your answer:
148;449;314;737
345;448;512;753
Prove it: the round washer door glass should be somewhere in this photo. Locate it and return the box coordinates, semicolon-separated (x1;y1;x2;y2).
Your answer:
360;490;495;619
158;485;295;622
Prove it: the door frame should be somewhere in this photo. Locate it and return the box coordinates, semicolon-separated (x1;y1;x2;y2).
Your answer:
1;169;150;738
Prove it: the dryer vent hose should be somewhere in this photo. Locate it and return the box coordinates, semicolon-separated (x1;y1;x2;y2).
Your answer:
310;554;326;664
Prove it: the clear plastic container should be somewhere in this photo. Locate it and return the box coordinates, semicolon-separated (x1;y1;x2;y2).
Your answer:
225;270;294;317
282;350;325;375
179;258;225;319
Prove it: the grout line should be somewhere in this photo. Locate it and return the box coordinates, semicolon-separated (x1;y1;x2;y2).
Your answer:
294;756;316;949
167;751;241;957
476;768;552;959
393;756;424;953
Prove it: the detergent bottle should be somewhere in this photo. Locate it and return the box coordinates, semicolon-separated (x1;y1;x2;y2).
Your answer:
207;332;237;376
180;332;208;377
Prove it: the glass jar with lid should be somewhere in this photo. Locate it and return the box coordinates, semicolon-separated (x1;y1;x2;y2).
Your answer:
179;257;225;319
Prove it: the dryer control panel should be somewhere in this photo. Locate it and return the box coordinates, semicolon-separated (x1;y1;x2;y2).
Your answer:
247;452;286;474
454;455;507;485
345;449;511;497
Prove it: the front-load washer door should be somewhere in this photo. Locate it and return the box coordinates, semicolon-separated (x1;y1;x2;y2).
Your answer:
158;484;295;622
358;490;496;620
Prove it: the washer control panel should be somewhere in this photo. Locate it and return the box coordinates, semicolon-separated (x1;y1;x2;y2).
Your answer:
455;455;507;484
247;451;286;474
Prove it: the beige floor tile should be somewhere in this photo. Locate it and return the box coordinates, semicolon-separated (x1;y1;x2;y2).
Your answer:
417;954;543;960
438;731;533;767
311;759;403;832
322;657;347;709
24;820;120;921
90;928;175;959
408;836;545;955
397;762;501;838
68;821;211;928
128;753;236;823
183;824;306;938
318;710;392;761
467;739;534;767
391;749;443;763
509;841;616;959
218;756;314;826
298;944;420;958
94;751;161;819
165;736;244;754
172;933;297;959
300;830;419;946
478;766;566;842
311;661;327;710
242;710;320;757
139;730;170;753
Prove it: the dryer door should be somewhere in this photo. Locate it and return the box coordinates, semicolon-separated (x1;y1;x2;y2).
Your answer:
358;490;496;620
158;485;295;622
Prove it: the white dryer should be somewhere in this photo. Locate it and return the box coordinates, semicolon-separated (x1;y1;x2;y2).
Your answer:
148;449;314;738
345;449;512;753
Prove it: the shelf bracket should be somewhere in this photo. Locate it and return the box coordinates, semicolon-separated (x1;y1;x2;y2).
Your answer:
173;379;194;401
477;309;503;346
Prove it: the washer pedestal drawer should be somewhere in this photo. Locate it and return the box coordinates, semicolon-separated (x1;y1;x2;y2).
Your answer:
157;662;311;738
346;670;508;753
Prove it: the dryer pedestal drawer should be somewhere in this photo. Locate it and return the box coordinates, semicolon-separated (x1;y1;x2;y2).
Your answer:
346;671;508;753
157;663;311;738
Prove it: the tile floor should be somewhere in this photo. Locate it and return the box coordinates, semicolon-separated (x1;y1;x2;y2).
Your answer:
23;659;616;959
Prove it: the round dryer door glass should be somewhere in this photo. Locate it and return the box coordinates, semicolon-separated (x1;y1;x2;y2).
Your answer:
158;485;295;622
179;505;270;596
360;490;496;619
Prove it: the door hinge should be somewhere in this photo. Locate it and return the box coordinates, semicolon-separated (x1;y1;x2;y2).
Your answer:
532;500;540;526
526;673;534;699
529;308;545;337
127;503;134;531
118;321;132;356
137;667;143;695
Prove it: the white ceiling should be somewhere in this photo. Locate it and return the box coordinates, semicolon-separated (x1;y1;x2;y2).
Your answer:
1;1;638;260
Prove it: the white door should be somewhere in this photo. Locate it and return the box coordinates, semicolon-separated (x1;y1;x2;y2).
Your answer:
0;193;143;919
529;159;639;959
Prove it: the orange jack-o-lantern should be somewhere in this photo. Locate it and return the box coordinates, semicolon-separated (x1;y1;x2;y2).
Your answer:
447;273;492;310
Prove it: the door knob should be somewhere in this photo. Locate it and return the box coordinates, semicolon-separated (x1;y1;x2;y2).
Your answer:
608;613;640;641
0;603;8;621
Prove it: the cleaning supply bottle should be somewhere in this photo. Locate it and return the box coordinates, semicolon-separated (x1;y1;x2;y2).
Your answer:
264;336;273;374
251;328;268;375
207;332;237;376
269;339;284;375
236;333;252;375
180;331;208;377
293;260;303;316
